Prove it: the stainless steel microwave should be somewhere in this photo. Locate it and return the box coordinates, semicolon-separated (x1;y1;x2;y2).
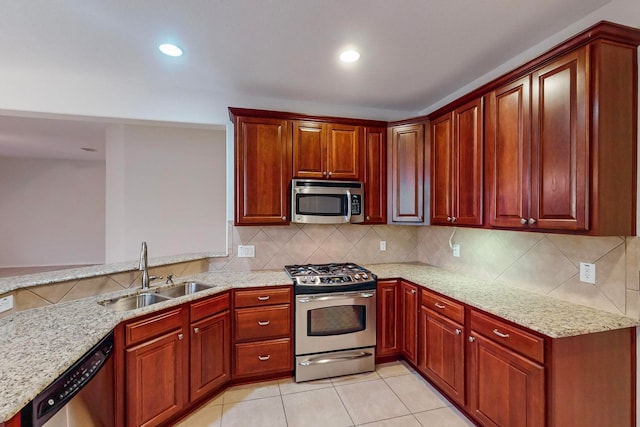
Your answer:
291;179;364;224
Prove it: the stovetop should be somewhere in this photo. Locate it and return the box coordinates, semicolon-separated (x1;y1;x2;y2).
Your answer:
284;263;377;294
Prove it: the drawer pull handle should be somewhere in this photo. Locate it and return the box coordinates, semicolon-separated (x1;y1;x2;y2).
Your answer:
455;329;462;335
257;296;270;301
434;302;446;309
258;321;270;326
258;355;271;361
193;327;200;334
493;329;510;339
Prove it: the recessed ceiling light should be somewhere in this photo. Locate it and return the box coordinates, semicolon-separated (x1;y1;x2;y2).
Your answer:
339;50;360;63
159;43;183;57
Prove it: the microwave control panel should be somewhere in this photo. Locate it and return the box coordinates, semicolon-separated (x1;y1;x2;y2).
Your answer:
351;194;362;216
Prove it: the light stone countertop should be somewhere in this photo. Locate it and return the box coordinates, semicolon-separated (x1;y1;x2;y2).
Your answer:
1;263;638;422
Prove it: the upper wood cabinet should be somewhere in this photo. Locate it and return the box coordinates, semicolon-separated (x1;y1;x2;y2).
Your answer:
484;35;638;234
364;126;387;224
390;123;425;223
431;98;483;226
293;121;362;180
233;115;292;225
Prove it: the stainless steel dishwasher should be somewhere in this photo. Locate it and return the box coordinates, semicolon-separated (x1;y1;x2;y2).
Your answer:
21;331;115;427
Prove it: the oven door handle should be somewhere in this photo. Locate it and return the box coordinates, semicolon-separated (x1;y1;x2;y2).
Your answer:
298;292;375;303
298;350;373;366
345;189;352;222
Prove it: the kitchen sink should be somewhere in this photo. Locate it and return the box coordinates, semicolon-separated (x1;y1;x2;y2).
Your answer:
99;292;172;311
156;281;214;298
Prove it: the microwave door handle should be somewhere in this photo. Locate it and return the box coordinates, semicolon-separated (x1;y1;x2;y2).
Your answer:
345;190;352;222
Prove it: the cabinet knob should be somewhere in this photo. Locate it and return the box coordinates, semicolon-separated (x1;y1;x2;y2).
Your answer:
193;327;199;334
328;171;332;176
258;355;271;361
178;333;184;340
322;171;327;176
528;218;536;225
258;320;270;326
366;216;371;220
411;289;416;294
451;216;456;222
282;216;286;221
447;216;452;222
520;218;527;225
468;336;475;343
455;329;462;335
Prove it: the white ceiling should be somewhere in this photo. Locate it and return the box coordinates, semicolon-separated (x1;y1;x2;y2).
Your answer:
0;0;616;159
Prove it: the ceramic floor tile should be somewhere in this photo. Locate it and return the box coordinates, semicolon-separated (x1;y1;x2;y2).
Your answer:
356;414;422;426
413;406;475;427
336;379;410;424
222;380;281;404
221;396;287;427
376;361;413;378
385;374;450;413
283;387;353;427
330;370;381;385
278;377;334;395
175;402;222;427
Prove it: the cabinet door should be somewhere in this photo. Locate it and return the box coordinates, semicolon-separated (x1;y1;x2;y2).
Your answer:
485;76;531;228
327;123;361;180
190;310;231;401
364;127;387;223
400;281;418;364
468;332;544;427
235;117;291;225
531;48;588;231
293;121;326;179
376;280;400;358
454;98;483;225
126;330;187;427
419;308;465;405
430;112;454;225
391;123;425;222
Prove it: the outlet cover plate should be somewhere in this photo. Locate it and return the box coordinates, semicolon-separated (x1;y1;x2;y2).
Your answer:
0;295;14;314
452;244;461;258
238;245;255;258
380;241;387;251
579;262;596;284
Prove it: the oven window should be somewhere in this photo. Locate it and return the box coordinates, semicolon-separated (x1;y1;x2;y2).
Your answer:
307;305;366;336
297;194;347;216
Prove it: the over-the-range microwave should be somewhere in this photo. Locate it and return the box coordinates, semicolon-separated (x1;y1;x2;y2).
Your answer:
291;179;364;224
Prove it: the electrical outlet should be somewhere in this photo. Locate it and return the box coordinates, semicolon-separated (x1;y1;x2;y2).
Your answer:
379;241;387;251
238;245;255;258
579;262;596;284
452;244;461;258
0;295;14;314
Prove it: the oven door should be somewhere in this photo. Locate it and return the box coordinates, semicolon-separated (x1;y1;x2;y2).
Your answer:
295;290;376;355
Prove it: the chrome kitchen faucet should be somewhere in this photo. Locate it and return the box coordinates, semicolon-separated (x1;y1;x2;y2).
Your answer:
139;241;150;289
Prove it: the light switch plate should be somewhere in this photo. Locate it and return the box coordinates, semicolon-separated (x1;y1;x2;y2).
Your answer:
238;245;255;258
0;295;14;314
452;244;461;258
579;262;596;284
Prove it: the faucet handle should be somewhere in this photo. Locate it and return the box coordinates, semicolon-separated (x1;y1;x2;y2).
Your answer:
166;274;176;284
148;275;163;283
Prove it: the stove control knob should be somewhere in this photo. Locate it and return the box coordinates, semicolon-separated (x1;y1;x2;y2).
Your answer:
354;274;360;280
362;273;368;279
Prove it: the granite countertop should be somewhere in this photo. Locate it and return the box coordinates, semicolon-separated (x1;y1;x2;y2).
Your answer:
1;263;638;422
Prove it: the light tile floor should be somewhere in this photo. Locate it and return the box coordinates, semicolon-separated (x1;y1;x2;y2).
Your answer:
175;361;474;427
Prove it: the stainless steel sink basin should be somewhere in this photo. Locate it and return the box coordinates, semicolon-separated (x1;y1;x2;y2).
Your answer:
99;292;172;311
156;281;214;298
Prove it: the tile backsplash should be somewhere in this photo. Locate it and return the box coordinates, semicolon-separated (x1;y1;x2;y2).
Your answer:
219;222;639;319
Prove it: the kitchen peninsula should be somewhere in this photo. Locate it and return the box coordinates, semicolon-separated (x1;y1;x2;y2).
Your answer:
0;260;637;426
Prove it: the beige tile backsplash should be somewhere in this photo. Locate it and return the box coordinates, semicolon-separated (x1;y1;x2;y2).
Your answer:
219;222;639;319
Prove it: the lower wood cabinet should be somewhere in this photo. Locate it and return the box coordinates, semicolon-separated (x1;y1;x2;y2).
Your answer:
400;281;418;364
118;292;231;427
376;280;401;359
232;286;293;380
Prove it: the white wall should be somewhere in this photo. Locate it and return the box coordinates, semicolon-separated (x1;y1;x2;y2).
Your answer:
0;156;105;266
105;124;226;262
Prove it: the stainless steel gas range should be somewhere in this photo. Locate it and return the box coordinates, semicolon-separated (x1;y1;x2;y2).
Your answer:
285;263;377;382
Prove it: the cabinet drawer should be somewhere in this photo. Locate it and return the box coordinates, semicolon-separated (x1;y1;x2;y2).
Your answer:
421;289;465;324
234;338;292;377
234;287;291;308
191;292;230;322
235;305;291;341
471;311;544;363
125;308;184;347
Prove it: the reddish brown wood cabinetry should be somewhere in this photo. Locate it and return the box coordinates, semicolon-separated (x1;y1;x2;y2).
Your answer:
390;123;425;223
364;126;387;224
232;286;293;380
431;98;483;226
232;114;292;225
399;281;418;364
293;121;361;180
376;280;400;359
